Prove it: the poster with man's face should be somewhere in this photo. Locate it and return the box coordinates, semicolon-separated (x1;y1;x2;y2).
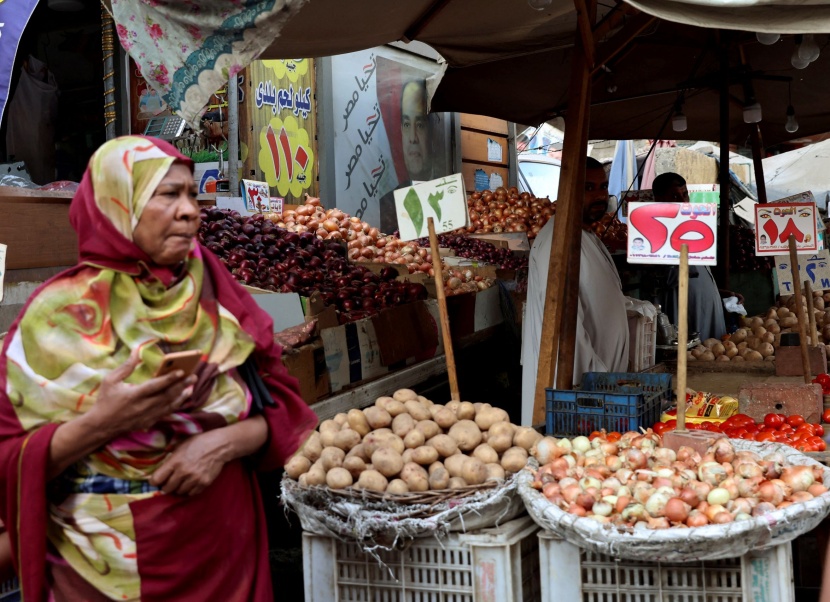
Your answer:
331;49;450;234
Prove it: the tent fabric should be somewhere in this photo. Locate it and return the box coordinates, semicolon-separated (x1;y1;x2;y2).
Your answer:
753;139;830;208
108;0;308;125
622;0;830;34
640;140;676;190
608;139;639;200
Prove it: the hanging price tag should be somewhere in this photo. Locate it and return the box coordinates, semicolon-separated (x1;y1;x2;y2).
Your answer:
754;202;818;256
627;202;717;265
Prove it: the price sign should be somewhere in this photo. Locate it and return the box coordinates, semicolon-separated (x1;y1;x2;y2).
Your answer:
269;197;284;214
773;191;825;251
774;250;830;293
754;202;818;256
393;174;468;241
0;243;5;303
627;202;717;265
240;179;270;213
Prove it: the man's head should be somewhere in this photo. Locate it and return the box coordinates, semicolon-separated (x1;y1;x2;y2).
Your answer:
583;156;609;225
652;172;689;203
401;80;430;181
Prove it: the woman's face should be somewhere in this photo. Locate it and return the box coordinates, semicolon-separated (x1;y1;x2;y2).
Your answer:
133;162;200;265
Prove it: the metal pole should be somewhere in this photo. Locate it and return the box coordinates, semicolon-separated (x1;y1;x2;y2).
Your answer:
228;75;240;195
750;125;768;204
101;3;117;140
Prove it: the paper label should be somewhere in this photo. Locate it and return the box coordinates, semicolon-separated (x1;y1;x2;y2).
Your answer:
755;202;818;255
269;197;284;214
627;202;717;265
487;138;503;162
393;173;468;241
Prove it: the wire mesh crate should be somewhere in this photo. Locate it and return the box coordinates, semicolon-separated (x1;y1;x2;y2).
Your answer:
538;531;794;602
303;516;541;602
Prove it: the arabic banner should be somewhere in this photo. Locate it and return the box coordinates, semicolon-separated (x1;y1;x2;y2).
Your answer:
245;59;317;204
627;202;717;266
0;0;39;126
331;48;452;234
754;202;818;256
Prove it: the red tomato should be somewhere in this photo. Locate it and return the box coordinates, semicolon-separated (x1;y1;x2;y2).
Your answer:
815;424;825;436
727;414;755;427
739;431;755;440
823;409;830;424
664;419;677;430
807;436;826;451
686;423;701;430
759;425;776;433
606;432;621;442
652;423;670;436
777;424;795;434
589;431;604;441
817;373;830;387
754;431;776;442
796;442;815;453
774;432;792;443
764;413;785;428
787;415;806;428
744;423;760;434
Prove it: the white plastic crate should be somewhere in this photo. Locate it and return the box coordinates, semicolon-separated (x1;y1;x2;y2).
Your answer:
303;515;541;602
538;531;794;602
628;314;656;372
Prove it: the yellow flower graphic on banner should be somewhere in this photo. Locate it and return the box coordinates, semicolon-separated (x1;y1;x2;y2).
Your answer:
264;59;309;83
258;116;314;198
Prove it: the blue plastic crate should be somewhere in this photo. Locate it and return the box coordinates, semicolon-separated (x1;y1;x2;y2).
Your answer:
546;372;673;437
0;578;18;602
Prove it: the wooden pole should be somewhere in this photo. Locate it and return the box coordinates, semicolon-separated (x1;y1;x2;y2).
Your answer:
428;217;460;400
531;5;594;424
718;33;731;289
789;235;813;383
806;280;818;347
750;124;768;204
676;245;689;432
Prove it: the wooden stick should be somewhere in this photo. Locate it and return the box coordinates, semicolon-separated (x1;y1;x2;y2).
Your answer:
428;217;460;401
789;235;813;383
676;245;689;432
806;279;818;347
532;8;594;425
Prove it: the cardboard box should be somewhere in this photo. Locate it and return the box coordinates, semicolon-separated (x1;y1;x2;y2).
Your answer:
281;339;330;404
243;285;306;332
321;300;441;394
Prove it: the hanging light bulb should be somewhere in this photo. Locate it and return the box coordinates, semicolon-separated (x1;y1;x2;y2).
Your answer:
672;111;687;132
785;105;799;133
756;32;780;45
527;0;553;10
798;34;821;62
792;35;811;69
743;102;762;124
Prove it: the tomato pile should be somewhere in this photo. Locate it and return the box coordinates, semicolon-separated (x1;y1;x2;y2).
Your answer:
653;413;828;453
812;373;830;396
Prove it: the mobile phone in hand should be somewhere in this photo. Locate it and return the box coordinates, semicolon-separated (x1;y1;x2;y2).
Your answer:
154;350;202;378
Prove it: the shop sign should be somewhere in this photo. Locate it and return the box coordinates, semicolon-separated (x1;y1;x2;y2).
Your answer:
394;173;468;241
248;59;316;203
755;201;818;256
627;202;717;265
774;250;830;293
241;179;270;213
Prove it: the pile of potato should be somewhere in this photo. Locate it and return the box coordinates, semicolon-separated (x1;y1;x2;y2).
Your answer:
688;330;774;363
285;388;540;495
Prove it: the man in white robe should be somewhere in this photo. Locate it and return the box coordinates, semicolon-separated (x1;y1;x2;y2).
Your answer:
521;158;630;426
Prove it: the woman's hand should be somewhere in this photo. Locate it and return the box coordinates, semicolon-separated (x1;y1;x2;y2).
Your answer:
149;430;229;496
150;415;269;496
86;351;197;438
48;351;197;480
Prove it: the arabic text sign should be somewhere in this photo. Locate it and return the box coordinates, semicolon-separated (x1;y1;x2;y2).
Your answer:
774;250;830;293
241;179;270;213
755;202;818;256
394;174;468;241
269;197;284;214
0;243;5;303
773;191;825;252
627;202;717;265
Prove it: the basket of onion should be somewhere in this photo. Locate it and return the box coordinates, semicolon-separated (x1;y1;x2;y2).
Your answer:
518;431;830;562
465;187;553;238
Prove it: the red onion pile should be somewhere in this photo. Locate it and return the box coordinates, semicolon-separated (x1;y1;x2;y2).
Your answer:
199;208;428;323
465;187;553;238
531;431;827;529
417;233;528;271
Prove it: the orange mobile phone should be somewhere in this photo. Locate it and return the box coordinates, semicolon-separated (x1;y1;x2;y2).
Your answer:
154;350;202;378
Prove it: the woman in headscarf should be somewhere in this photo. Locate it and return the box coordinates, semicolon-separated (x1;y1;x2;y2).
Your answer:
0;136;318;600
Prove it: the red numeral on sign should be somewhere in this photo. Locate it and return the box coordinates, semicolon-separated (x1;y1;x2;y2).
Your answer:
630;203;715;254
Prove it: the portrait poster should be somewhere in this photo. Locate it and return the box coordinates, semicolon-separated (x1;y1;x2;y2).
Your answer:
331;48;451;234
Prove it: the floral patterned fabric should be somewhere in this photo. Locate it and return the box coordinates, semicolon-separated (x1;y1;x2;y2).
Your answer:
111;0;308;125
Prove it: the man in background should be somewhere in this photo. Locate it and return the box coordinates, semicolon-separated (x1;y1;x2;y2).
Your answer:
521;157;630;426
654;172;741;340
